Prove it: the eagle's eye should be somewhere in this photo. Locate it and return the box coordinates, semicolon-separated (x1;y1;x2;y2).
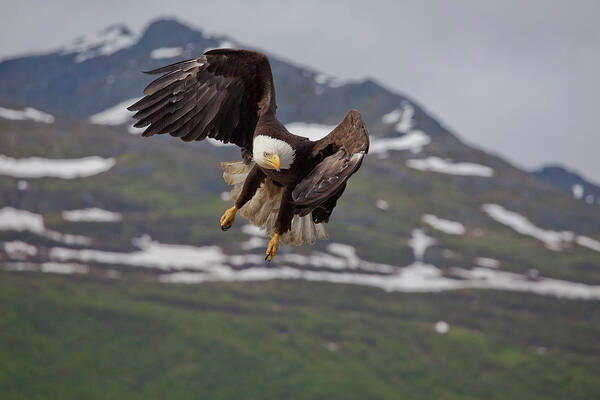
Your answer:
263;152;270;157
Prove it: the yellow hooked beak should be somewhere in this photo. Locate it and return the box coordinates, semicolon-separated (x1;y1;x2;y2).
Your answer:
266;154;281;171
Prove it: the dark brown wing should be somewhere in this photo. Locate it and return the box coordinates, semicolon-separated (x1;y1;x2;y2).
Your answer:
292;110;369;222
128;49;276;151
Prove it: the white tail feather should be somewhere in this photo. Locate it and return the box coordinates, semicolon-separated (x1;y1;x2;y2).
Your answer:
222;161;329;245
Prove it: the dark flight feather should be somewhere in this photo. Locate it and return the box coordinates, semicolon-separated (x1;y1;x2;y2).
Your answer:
129;49;276;151
292;110;369;220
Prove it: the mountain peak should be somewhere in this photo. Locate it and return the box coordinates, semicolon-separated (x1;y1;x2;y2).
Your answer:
138;18;205;46
102;24;132;36
533;164;600;205
144;17;197;34
60;23;137;63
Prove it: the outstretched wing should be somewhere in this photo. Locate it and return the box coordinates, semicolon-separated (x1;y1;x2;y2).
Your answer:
128;49;276;151
292;110;369;222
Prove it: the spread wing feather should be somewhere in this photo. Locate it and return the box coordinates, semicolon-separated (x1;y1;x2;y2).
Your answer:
128;49;276;151
292;110;369;222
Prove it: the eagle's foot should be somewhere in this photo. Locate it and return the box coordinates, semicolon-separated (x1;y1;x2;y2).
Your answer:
265;233;280;262
220;205;237;231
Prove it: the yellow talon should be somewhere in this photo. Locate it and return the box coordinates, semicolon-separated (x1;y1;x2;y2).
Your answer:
220;205;237;231
265;233;280;261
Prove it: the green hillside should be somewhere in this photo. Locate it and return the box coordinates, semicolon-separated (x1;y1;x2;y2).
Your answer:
1;273;599;400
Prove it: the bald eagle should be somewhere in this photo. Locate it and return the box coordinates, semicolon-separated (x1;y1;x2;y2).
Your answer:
129;49;369;261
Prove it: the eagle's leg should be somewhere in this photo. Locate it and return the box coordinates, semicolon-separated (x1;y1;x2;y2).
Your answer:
266;186;294;261
220;206;237;231
265;233;280;261
221;165;265;231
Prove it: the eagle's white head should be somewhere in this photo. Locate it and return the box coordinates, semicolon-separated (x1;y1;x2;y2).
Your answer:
252;135;295;171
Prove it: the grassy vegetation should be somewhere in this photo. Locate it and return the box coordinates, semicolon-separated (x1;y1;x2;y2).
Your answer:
1;272;599;399
1;116;599;399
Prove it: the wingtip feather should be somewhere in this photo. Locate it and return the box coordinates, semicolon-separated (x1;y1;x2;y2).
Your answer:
127;97;147;111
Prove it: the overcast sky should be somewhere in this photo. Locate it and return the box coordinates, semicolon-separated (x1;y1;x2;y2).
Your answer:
1;0;599;182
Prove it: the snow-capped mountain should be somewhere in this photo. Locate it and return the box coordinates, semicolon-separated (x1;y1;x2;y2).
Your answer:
0;19;440;134
0;18;599;292
2;18;600;399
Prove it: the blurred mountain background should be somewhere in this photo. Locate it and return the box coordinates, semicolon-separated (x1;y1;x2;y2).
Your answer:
1;17;599;400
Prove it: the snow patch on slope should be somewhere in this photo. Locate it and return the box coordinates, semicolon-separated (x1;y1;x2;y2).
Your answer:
381;109;401;124
5;262;88;275
203;40;236;53
285;122;335;141
576;236;600;252
314;73;345;88
0;107;54;123
158;261;600;299
61;25;137;63
585;195;595;205
328;243;358;262
482;204;600;253
572;184;584;199
375;102;432;155
240;224;267;249
220;191;232;201
3;241;37;260
422;214;465;235
474;257;501;269
0;155;115;179
90;98;141;126
41;262;89;274
240;237;268;250
375;199;389;210
408;229;436;261
370;131;431;155
0;207;91;245
435;321;450;334
451;267;600;300
286;120;431;155
294;245;393;273
6;228;599;299
407;157;494;177
17;180;29;190
241;224;266;237
482;204;570;251
50;235;229;271
217;40;235;48
382;102;415;133
62;208;122;222
151;46;183;59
